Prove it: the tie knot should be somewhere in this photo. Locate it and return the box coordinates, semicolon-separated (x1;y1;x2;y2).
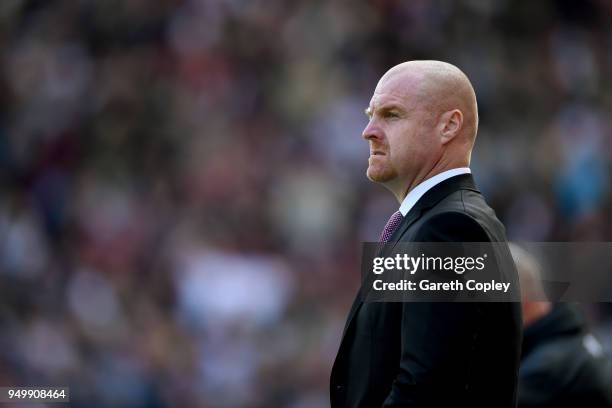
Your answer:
379;210;404;244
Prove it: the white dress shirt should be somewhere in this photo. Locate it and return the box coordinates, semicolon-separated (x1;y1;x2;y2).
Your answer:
399;168;471;216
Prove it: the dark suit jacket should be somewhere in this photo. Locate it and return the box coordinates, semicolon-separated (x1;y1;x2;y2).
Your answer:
519;304;612;408
330;174;522;407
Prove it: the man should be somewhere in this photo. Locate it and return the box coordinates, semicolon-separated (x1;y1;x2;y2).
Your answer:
510;244;612;408
330;60;522;407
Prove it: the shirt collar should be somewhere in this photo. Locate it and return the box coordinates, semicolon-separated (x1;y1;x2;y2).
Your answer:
399;167;471;216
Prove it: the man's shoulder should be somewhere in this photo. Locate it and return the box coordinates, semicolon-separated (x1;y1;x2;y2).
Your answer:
411;189;506;242
520;332;609;400
412;210;489;242
431;187;491;216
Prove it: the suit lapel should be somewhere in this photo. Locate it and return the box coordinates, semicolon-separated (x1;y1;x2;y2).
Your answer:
341;289;363;337
340;206;423;338
339;174;480;341
386;174;479;252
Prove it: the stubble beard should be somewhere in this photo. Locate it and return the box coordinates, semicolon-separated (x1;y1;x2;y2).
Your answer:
366;159;398;184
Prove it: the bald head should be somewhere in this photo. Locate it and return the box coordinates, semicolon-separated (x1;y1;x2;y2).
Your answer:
509;244;548;301
509;243;551;327
380;60;479;143
363;60;480;201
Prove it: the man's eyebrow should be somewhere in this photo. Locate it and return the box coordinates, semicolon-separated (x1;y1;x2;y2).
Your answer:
379;104;403;111
365;104;404;117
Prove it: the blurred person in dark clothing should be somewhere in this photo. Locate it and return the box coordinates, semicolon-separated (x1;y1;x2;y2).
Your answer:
510;244;612;408
330;60;522;408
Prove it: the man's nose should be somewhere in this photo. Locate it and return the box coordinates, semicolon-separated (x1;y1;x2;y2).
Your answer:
362;120;382;141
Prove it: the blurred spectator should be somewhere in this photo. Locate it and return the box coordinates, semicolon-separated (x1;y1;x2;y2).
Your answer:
510;244;612;408
0;0;611;406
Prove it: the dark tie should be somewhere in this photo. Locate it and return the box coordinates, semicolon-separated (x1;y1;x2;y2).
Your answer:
379;210;404;244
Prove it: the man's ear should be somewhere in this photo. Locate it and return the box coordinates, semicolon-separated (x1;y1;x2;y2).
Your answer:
439;109;463;145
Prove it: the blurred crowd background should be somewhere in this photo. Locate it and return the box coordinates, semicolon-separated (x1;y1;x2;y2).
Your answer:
1;0;612;406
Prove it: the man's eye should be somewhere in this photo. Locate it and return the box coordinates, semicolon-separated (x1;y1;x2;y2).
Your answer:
384;111;399;118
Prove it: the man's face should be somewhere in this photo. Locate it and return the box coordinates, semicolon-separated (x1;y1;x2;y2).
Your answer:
363;74;439;191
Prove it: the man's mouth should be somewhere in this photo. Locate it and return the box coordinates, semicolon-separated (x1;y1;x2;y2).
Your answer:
370;151;385;156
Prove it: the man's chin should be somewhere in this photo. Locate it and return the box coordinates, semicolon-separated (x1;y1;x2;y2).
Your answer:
366;167;396;183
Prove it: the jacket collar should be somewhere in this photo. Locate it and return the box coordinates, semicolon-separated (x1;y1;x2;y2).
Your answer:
386;173;480;246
